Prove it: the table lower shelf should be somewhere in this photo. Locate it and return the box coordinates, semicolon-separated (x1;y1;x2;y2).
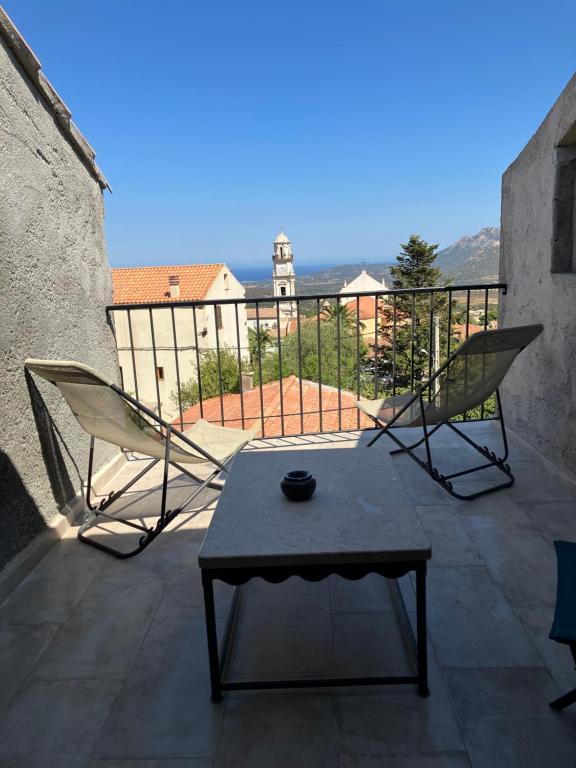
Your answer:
200;561;430;702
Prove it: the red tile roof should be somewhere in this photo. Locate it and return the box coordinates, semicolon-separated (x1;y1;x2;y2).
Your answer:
174;375;374;438
112;264;224;305
246;307;278;320
345;295;386;321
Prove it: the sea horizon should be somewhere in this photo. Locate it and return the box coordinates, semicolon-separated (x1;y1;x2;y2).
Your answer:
232;261;394;283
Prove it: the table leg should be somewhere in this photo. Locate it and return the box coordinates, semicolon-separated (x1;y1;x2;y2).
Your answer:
201;571;222;703
416;563;430;697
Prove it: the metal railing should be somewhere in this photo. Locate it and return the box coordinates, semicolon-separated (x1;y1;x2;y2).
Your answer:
107;282;506;439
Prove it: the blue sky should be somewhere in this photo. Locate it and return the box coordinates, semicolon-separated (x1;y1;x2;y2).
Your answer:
4;1;576;268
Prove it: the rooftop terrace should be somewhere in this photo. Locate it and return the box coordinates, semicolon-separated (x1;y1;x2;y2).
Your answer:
1;421;575;767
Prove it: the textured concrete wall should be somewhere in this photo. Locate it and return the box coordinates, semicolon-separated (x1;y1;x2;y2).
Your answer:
0;36;119;569
500;73;576;479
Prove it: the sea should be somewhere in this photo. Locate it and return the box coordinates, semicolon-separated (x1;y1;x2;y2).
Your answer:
232;263;340;283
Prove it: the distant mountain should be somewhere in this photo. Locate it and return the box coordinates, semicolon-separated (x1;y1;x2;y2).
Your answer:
241;226;500;299
435;226;500;284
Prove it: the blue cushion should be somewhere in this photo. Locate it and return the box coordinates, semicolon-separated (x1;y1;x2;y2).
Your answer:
550;540;576;645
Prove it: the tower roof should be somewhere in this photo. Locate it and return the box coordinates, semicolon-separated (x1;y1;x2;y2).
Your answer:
274;230;290;244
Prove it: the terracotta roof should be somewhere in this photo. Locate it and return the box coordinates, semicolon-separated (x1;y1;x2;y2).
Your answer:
454;323;485;339
345;295;387;321
112;264;224;305
246;307;278;320
174;375;374;438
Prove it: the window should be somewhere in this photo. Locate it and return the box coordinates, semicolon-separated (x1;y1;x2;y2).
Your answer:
215;305;223;329
156;367;164;381
119;366;124;389
280;286;286;296
552;139;576;272
223;273;229;291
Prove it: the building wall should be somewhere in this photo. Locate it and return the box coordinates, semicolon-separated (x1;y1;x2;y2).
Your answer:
500;72;576;478
113;268;248;422
0;35;118;569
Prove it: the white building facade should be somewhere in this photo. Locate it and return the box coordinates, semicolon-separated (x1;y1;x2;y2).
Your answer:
111;264;248;421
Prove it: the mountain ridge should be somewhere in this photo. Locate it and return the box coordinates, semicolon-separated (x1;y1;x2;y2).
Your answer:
242;226;501;298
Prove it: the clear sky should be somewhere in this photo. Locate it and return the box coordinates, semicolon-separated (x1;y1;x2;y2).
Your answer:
4;0;576;268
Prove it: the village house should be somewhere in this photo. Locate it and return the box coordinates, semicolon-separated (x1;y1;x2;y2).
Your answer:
111;264;248;419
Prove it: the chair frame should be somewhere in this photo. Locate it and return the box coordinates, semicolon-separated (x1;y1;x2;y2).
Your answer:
73;383;243;559
365;354;514;501
550;645;576;711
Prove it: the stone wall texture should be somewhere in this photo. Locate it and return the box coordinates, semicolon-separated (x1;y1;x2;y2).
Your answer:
500;72;576;479
0;36;119;569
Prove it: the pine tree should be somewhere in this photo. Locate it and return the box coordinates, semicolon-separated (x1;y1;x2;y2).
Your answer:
380;235;447;389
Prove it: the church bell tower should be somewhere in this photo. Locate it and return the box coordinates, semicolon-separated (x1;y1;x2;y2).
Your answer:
272;230;296;317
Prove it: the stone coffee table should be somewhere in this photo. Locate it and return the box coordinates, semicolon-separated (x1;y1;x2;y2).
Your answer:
198;446;432;702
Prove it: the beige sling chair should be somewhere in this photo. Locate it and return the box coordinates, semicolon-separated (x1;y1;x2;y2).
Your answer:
25;360;256;558
356;324;543;500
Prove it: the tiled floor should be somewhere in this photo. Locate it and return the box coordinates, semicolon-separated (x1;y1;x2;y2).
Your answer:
1;423;576;767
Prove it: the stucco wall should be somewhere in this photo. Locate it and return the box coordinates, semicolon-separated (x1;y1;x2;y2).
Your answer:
500;73;576;479
0;36;118;569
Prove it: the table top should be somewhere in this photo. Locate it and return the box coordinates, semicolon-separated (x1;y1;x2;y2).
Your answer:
198;446;431;570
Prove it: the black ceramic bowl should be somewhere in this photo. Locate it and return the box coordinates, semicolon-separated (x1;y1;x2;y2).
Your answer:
281;470;317;501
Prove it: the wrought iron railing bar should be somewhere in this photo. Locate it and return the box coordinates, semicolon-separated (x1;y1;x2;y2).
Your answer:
356;295;361;429
234;303;245;430
410;292;416;393
213;304;225;426
336;296;342;432
463;289;471;422
296;298;304;435
373;294;379;399
446;289;453;361
108;282;507;312
170;306;184;431
392;294;397;397
276;299;285;436
148;308;162;420
255;301;265;438
126;308;140;403
428;291;434;401
316;298;323;434
480;287;490;420
192;305;204;419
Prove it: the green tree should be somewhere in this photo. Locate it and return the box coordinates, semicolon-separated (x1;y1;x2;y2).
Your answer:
380;234;448;387
321;301;365;331
173;346;242;410
248;326;275;365
256;317;368;393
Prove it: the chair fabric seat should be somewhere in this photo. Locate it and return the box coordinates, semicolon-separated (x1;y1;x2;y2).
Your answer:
357;393;424;428
550;540;576;646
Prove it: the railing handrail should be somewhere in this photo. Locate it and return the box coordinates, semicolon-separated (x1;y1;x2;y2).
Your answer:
107;282;507;312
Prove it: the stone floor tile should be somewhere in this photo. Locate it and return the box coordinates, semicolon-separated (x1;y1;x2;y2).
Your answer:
426;567;542;667
460;520;556;609
337;685;464;757
523;499;576;543
329;573;397;613
0;545;103;624
91;760;213;767
515;606;576;695
340;754;470;767
0;624;59;712
228;578;334;677
333;612;413;677
155;540;234;622
97;617;222;760
445;667;569;721
215;693;339;768
462;715;576;768
0;679;122;768
30;572;164;680
394;464;451;505
506;463;576;503
414;506;482;567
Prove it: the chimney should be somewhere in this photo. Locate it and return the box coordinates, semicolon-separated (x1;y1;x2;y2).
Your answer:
241;371;254;391
168;275;180;299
